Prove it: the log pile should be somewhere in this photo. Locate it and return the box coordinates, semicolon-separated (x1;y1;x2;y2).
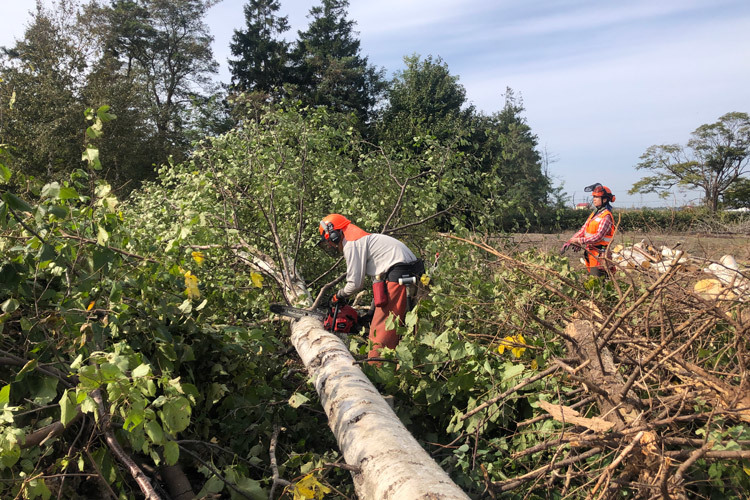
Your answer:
609;241;750;302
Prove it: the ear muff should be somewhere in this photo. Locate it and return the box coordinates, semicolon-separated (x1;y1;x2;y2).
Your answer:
321;221;342;244
329;227;341;244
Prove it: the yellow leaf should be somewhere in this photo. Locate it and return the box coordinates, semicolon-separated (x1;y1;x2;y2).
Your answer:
497;336;514;355
293;474;331;500
420;274;431;286
745;465;750;476
87;301;95;311
250;272;264;288
498;335;526;358
511;334;527;358
191;251;205;266
184;271;200;300
531;359;538;370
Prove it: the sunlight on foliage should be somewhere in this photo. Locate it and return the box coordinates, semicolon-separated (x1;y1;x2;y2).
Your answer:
293;473;331;500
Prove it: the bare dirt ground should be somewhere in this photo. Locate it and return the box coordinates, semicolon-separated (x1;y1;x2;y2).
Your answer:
501;231;750;269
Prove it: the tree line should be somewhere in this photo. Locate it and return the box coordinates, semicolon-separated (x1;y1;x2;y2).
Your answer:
2;0;749;218
0;0;559;222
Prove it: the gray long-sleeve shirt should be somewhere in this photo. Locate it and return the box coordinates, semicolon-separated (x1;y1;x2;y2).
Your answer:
339;233;417;298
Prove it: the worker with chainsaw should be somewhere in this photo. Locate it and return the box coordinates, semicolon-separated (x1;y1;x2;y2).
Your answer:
562;183;617;277
318;214;424;360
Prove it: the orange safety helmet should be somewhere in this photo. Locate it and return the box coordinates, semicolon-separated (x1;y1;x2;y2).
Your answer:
319;214;350;244
585;183;616;203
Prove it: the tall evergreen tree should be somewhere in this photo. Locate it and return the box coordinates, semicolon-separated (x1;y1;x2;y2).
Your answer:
229;0;291;95
475;89;550;205
291;0;385;125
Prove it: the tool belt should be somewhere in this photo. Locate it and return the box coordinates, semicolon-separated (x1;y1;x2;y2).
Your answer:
372;259;425;310
383;259;425;284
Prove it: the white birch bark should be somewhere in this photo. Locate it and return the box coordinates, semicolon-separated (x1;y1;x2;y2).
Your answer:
250;253;468;498
291;316;470;500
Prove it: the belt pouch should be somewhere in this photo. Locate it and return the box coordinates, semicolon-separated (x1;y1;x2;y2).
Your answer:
373;279;388;307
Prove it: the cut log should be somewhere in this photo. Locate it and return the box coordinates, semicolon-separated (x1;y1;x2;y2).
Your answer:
564;320;639;427
291;316;469;500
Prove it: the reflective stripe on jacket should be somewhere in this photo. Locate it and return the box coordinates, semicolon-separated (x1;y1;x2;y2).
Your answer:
583;209;615;247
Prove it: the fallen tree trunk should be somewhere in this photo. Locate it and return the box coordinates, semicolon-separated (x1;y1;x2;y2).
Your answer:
290;316;469;500
564;320;640;427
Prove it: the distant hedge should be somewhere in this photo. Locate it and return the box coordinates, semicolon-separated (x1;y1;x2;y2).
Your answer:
497;207;749;234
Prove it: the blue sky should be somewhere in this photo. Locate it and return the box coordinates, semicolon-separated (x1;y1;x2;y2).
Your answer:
4;0;750;207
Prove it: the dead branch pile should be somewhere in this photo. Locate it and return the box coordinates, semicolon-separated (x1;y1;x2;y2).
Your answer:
450;236;750;499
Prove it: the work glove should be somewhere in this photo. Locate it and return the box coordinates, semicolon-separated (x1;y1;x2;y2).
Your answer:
329;292;348;308
559;242;570;255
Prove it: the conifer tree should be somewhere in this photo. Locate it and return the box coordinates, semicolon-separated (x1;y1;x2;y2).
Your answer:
291;0;385;125
229;0;291;95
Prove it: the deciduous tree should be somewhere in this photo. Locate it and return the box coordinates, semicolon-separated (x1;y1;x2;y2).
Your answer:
376;54;471;148
630;112;750;211
722;176;750;209
87;0;220;165
0;2;89;181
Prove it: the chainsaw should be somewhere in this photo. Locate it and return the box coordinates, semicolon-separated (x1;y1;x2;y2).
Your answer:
270;302;369;334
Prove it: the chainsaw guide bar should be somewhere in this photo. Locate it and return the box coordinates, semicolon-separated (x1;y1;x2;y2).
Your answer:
269;303;327;320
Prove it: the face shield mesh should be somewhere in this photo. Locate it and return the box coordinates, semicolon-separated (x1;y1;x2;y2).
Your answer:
317;237;340;257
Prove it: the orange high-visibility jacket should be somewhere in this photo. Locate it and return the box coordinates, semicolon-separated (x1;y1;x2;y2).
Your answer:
583;208;615;268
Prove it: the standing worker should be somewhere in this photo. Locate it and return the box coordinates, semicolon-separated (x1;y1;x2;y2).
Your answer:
562;183;617;277
318;214;424;360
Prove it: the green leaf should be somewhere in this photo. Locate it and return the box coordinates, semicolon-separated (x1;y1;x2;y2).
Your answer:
94;182;112;198
70;354;83;370
15;359;37;381
231;476;266;500
1;298;19;313
503;363;525;381
41;182;61;199
97;105;116;122
123;404;145;432
163;440;179;466
196;475;225;498
58;187;79;200
2;192;32;212
28;477;52;499
82;147;102;170
178;300;192;315
80;396;97;415
145;420;165;445
288;393;310;408
92;248;113;272
0;162;11;182
132;363;151;378
60;390;77;427
0;384;10;407
31;376;59;405
160;397;191;433
97;225;109;246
